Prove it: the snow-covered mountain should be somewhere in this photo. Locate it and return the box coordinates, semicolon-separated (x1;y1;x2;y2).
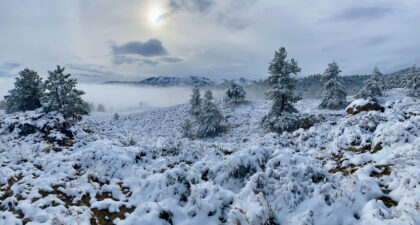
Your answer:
103;76;256;87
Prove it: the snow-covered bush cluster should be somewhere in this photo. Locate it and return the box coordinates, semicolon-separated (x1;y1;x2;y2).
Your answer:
0;88;419;224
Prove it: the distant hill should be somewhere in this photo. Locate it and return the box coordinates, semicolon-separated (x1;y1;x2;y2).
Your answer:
103;76;256;87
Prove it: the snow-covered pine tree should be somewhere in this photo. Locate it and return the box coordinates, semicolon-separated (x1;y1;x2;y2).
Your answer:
113;112;120;120
189;86;202;116
406;65;419;97
354;67;383;100
319;62;347;109
224;81;246;103
197;90;223;137
4;68;44;113
260;47;301;133
181;119;193;138
41;66;89;122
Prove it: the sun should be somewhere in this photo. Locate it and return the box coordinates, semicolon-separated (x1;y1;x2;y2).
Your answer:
149;7;166;26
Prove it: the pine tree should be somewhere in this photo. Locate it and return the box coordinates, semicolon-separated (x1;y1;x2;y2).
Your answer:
197;90;223;137
224;81;246;103
261;47;301;133
181;119;193;138
189;86;202;116
319;62;347;109
4;68;44;113
113;112;120;120
41;65;89;122
406;65;420;97
97;104;106;112
355;66;383;100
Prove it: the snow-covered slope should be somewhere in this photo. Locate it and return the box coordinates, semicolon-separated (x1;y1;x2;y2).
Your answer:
103;76;255;87
0;90;419;225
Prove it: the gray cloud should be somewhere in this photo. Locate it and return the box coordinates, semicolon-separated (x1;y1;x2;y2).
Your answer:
112;39;168;57
363;35;390;47
160;56;183;63
139;59;159;66
333;7;393;21
0;62;21;77
111;55;140;65
168;0;214;13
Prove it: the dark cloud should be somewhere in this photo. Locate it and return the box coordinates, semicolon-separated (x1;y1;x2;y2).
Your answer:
168;0;214;13
160;56;183;63
112;39;168;57
139;59;159;66
333;7;393;21
111;55;140;65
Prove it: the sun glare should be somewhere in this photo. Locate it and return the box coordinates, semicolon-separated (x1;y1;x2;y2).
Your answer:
149;7;166;26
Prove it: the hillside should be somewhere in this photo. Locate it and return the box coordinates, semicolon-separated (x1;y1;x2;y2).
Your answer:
0;89;419;224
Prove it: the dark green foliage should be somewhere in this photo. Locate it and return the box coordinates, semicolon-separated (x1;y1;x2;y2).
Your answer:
261;47;301;133
41;65;89;122
189;86;202;116
319;62;347;109
224;81;246;103
197;90;223;138
4;68;44;113
355;67;383;100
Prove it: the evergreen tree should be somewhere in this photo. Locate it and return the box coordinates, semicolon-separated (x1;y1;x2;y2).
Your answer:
113;112;120;120
197;90;223;137
261;47;301;133
4;68;43;113
355;66;383;100
0;99;6;110
181;119;193;138
97;104;106;112
189;86;202;116
224;81;246;103
406;65;420;97
41;65;89;122
319;62;347;109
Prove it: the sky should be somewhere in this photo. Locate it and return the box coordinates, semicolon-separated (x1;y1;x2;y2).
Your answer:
0;0;419;82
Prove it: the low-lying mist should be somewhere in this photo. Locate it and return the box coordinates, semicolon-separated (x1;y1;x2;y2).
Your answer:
78;84;225;115
1;78;264;115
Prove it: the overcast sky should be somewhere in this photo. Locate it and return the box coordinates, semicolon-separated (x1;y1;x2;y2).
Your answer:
0;0;419;82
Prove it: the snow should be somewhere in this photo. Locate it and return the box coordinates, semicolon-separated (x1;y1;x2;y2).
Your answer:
0;89;419;224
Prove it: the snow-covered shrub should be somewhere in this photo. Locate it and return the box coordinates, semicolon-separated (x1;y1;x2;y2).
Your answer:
4;68;44;113
224;81;246;104
355;67;383;100
0;111;73;145
189;86;202;116
41;66;89;123
405;65;419;97
197;90;223;138
228;152;343;225
319;62;347;109
261;47;301;133
261;112;301;133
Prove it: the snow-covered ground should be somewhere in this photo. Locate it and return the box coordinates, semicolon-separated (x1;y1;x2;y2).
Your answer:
0;89;419;225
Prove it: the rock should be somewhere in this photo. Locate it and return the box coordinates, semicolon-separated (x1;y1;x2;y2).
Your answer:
346;99;384;115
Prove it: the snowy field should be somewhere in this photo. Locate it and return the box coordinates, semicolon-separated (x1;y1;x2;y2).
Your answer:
0;89;419;225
